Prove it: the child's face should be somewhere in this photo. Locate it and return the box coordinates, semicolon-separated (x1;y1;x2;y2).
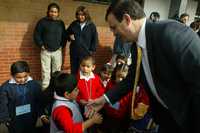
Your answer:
80;60;95;76
13;72;29;84
48;7;59;20
100;71;111;81
115;71;128;83
77;11;86;23
66;87;79;100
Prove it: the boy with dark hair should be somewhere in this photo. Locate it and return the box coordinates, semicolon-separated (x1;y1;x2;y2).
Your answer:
50;72;103;133
0;61;43;133
34;2;66;90
179;13;189;25
149;12;160;22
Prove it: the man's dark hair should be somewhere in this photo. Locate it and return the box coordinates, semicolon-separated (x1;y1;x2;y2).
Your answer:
54;73;77;97
105;0;145;22
47;3;60;12
11;61;30;76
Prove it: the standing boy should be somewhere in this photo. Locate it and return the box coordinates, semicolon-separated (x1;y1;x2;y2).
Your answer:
34;3;66;90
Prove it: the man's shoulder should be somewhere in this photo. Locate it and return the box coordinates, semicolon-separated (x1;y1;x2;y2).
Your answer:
147;19;182;30
146;19;190;37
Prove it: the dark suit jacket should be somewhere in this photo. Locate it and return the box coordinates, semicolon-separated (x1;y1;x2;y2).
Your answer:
106;20;200;132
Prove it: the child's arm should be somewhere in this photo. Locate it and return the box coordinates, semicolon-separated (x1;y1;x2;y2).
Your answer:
33;19;44;48
89;23;98;53
52;106;82;133
0;84;11;124
60;21;67;48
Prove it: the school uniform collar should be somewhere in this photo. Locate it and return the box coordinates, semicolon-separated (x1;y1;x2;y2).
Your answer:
9;76;33;84
79;71;95;81
54;92;68;101
54;92;76;102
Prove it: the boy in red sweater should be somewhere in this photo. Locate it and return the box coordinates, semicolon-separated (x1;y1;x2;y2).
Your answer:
76;56;104;112
50;72;103;133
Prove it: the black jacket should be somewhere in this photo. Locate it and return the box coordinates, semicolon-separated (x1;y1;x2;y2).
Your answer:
66;20;98;57
0;80;43;131
34;17;66;51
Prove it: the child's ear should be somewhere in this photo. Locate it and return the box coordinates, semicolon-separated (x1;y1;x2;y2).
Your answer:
92;65;96;71
64;92;70;99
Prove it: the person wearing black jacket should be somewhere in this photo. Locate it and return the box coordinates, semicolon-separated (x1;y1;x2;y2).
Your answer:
34;3;66;90
89;1;200;133
0;61;44;133
66;6;98;74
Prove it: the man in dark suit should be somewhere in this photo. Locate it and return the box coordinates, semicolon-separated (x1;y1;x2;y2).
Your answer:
88;0;200;132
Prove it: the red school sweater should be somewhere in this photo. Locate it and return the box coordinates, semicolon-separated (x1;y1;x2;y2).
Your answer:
104;81;149;119
76;72;105;102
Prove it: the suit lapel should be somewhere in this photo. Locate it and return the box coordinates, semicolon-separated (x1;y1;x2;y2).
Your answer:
145;21;157;84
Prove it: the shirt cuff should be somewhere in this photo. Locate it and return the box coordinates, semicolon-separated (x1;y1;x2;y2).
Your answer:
103;94;112;105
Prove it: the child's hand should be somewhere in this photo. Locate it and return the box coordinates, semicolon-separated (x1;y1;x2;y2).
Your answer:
133;103;149;120
70;34;75;40
84;106;95;118
91;113;103;124
41;45;46;50
40;115;49;124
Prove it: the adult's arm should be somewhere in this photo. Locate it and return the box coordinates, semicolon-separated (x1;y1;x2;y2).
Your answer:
0;83;11;123
89;23;98;52
105;59;136;104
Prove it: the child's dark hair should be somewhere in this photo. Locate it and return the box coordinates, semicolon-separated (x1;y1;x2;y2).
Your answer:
75;6;91;21
111;63;129;81
47;3;60;12
99;64;113;74
54;72;77;97
116;54;128;64
11;61;30;76
80;55;95;65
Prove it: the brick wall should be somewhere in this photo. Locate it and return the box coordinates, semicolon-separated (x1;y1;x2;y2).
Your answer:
0;0;114;84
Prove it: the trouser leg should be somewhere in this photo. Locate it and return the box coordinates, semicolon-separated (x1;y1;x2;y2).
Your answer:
41;50;51;90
